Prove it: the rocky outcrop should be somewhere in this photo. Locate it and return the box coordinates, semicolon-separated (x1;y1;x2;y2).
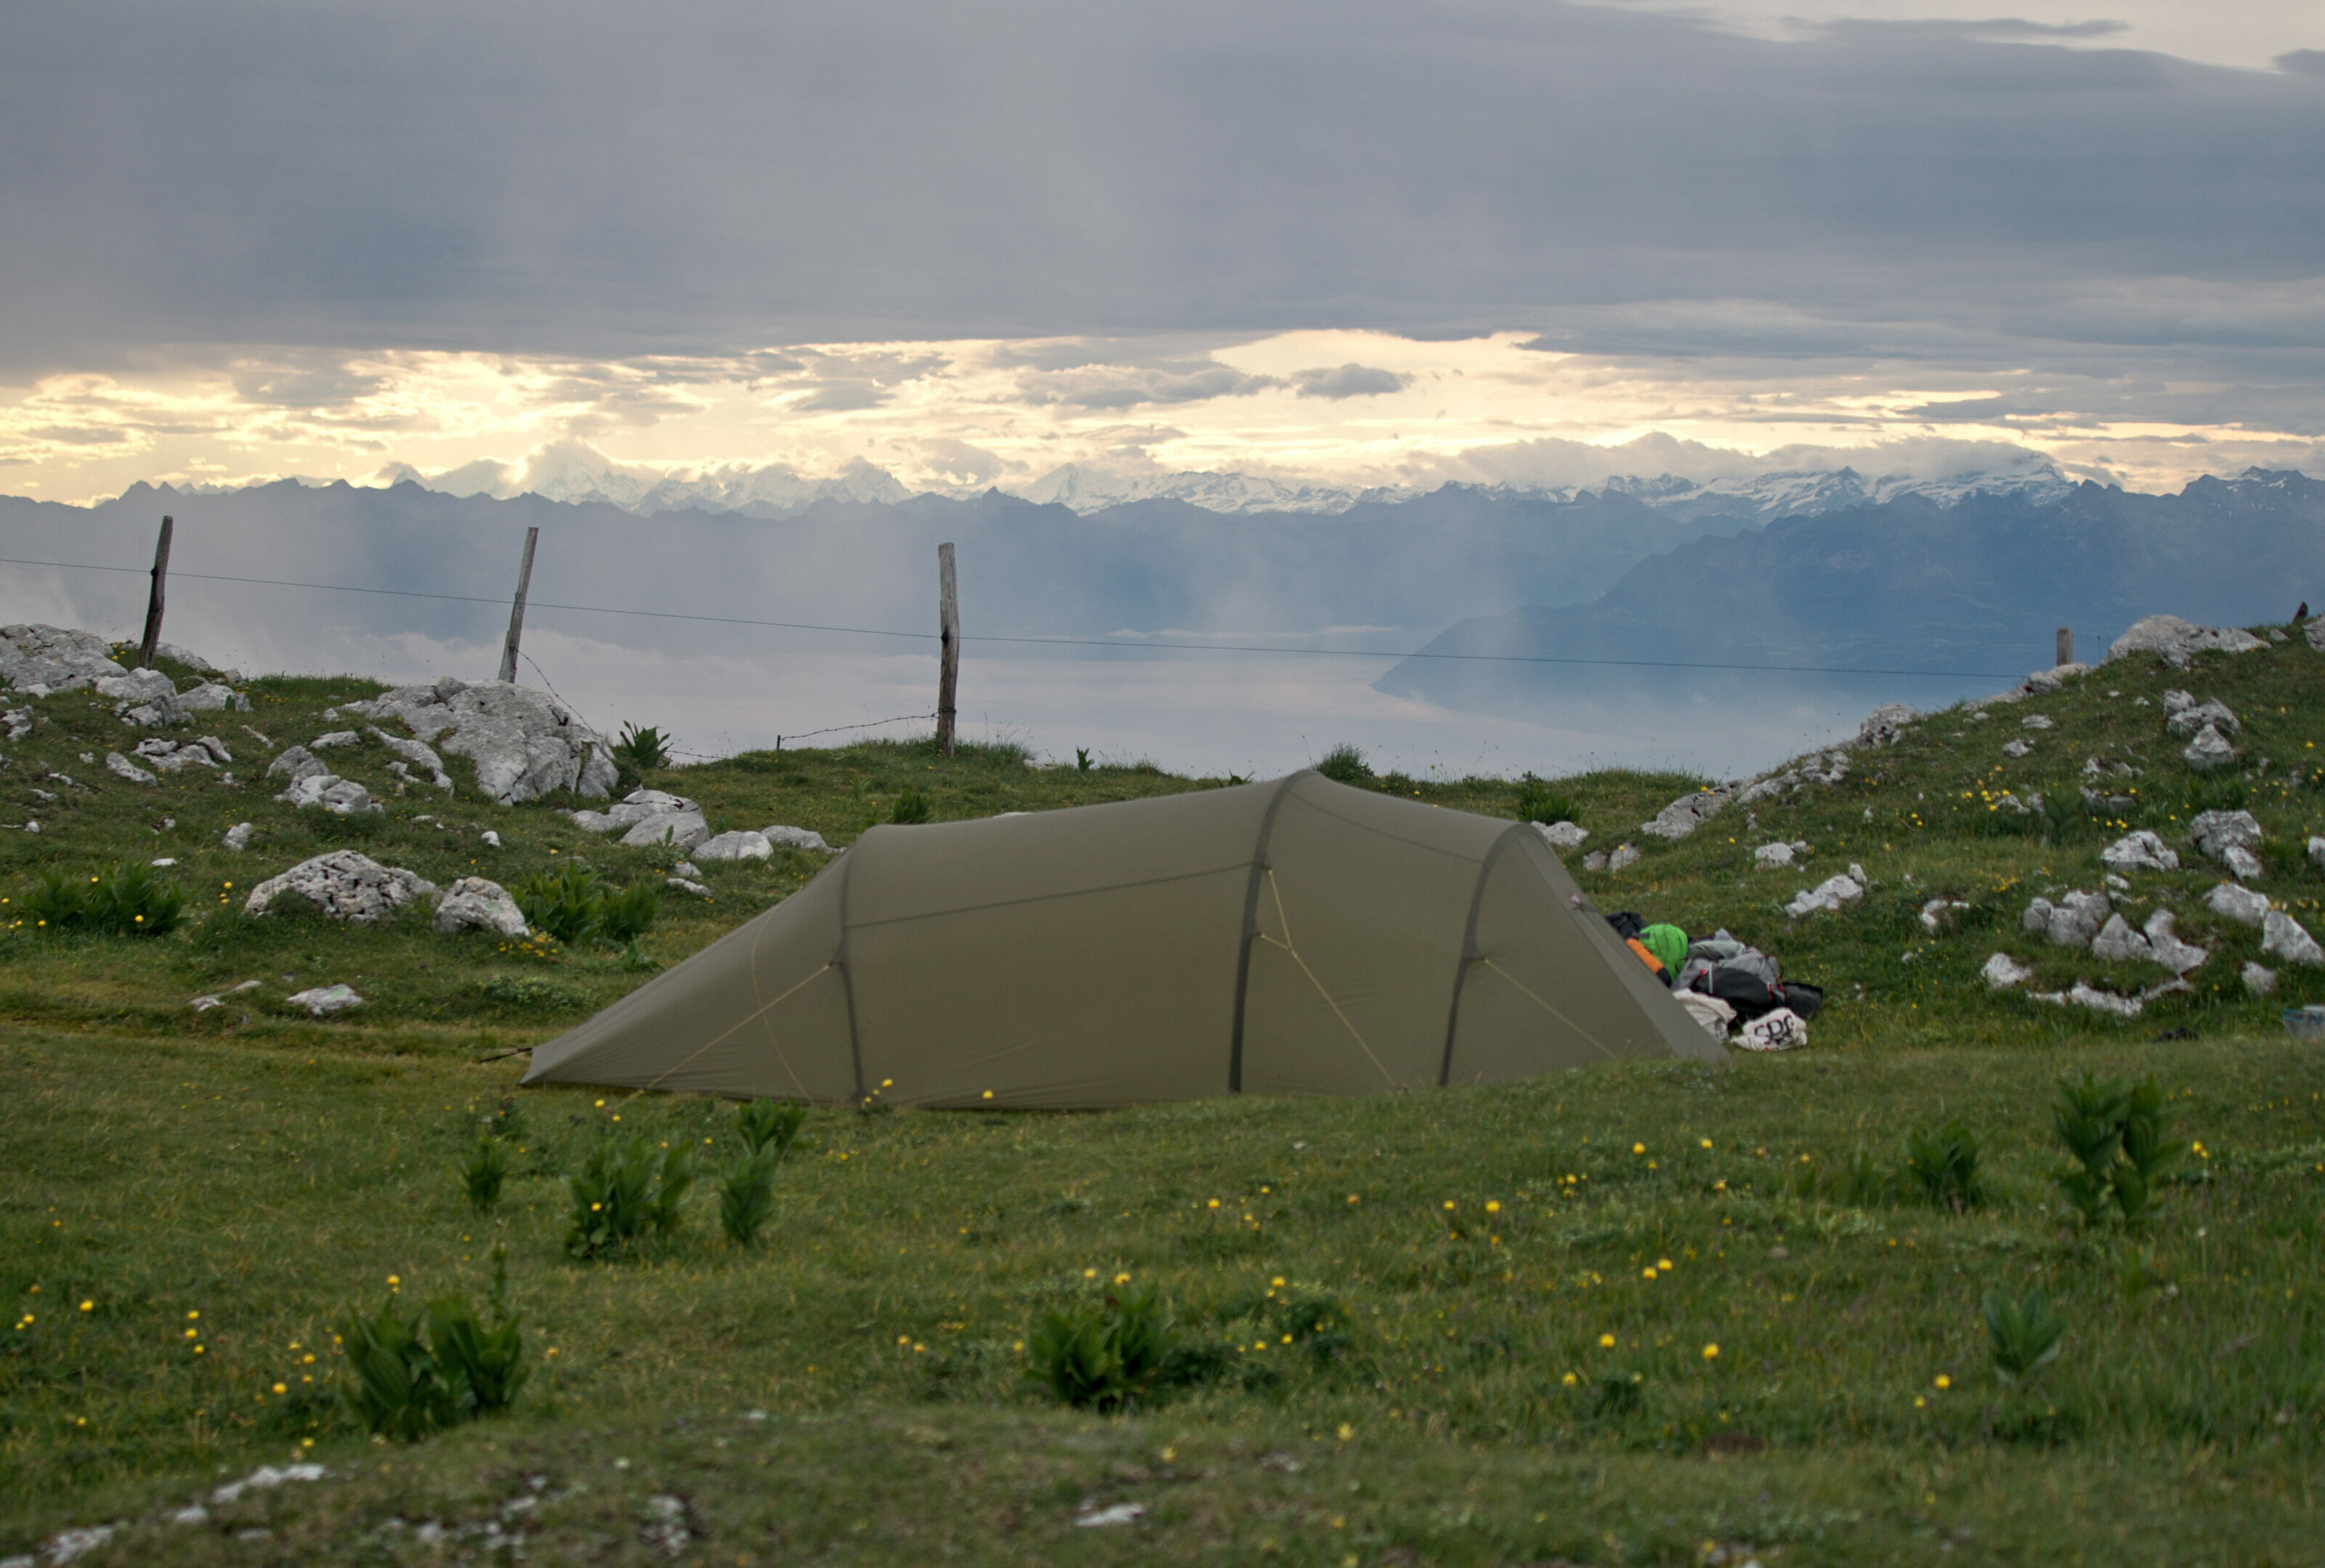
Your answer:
343;677;615;804
434;876;528;938
2162;692;2239;737
1786;870;1865;918
1639;784;1738;840
2262;909;2325;966
266;745;330;785
1855;703;1916;747
2205;882;2271;926
275;774;381;815
244;851;438;924
367;727;453;790
2188;810;2264;881
132;735;231;774
0;624;124;693
694;830;772;862
2023;889;2109;948
2100;831;2178;873
762;824;833;852
2105;615;2268;668
1533;820;1588;849
105;750;157;784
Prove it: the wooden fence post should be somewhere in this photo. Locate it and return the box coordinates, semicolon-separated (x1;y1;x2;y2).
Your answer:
2056;626;2073;668
498;526;539;684
134;515;174;670
937;541;959;757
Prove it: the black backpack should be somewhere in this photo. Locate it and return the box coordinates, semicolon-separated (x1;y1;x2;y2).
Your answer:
1604;910;1646;942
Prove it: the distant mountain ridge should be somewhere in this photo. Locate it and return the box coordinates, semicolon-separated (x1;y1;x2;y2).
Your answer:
1378;468;2325;719
173;450;2081;522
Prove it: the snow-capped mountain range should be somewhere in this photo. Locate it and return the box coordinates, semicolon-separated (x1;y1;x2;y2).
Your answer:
178;448;2079;522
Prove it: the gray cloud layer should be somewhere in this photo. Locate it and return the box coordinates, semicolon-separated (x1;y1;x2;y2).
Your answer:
3;1;2320;373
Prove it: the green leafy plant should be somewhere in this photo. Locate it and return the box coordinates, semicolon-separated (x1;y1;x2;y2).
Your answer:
1981;1285;2066;1384
597;881;658;942
1026;1282;1181;1412
1513;774;1580;827
1314;743;1372;786
1075;747;1095;772
612;722;671;772
337;1246;528;1439
1904;1117;1984;1212
565;1134;694;1259
1831;1144;1892;1207
735;1099;807;1160
514;863;657;945
21;863;185;935
516;862;603;944
891;788;932;825
719;1152;777;1245
2052;1071;2185;1228
461;1136;511;1211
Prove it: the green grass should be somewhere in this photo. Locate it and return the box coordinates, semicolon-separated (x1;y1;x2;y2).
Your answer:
4;638;2325;1562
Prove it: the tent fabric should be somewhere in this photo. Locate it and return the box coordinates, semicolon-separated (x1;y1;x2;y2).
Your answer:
521;772;1725;1109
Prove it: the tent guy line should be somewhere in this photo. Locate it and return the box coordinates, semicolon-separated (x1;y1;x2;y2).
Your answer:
0;553;2026;681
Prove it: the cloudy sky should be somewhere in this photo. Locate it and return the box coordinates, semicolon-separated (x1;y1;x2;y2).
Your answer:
4;0;2321;506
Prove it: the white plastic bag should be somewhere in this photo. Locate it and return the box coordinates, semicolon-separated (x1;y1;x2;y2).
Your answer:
1736;1006;1807;1053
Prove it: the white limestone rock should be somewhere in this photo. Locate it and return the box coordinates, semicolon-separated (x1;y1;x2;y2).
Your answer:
2021;714;2054;730
222;822;254;851
2310;835;2325;872
1606;844;1641;873
2;706;30;740
2143;910;2209;974
2090;913;2154;965
2260;908;2324;967
2223;844;2265;882
434;876;528;938
175;681;250;713
2242;961;2278;995
761;824;833;852
276;774;381;815
1582;849;1607;871
2183;724;2236;771
286;984;363;1018
620;808;710;850
2188;810;2263;863
0;623;126;692
1855;703;1916;748
366;727;453;789
2100;831;2179;873
1534;820;1588;849
1753;841;1795;870
265;745;330;785
2064;982;2145;1019
2206;881;2272;926
1982;952;2034;989
2001;738;2033;759
104;750;157;784
310;730;361;751
694;830;772;863
666;876;713;897
2023;889;2110;948
1786;873;1864;919
2165;698;2240;739
340;676;617;804
245;851;438;924
1638;783;1737;840
1920;897;1970;934
2105;615;2268;668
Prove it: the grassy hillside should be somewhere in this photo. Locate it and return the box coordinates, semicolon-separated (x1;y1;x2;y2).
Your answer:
4;634;2324;1564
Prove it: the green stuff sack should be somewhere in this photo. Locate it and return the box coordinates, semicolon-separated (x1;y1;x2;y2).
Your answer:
1639;924;1689;979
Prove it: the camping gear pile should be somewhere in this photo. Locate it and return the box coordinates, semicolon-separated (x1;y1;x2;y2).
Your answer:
1604;911;1821;1051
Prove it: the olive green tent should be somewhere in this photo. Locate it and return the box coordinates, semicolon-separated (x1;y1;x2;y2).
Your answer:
521;772;1723;1108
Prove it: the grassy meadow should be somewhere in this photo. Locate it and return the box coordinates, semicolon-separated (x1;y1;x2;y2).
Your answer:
4;636;2324;1564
